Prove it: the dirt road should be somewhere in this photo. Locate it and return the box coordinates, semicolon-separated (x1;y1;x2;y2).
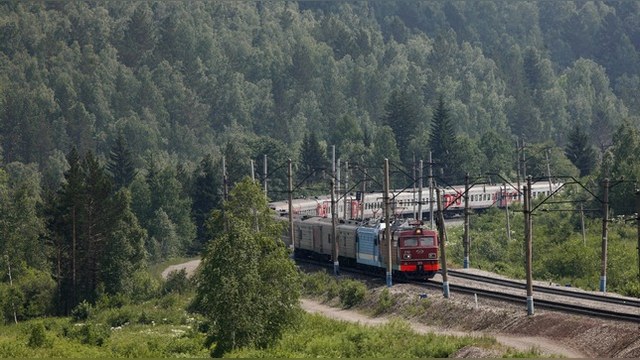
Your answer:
163;259;589;357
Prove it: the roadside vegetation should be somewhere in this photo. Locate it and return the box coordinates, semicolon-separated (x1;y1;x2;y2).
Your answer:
0;266;545;358
447;204;640;297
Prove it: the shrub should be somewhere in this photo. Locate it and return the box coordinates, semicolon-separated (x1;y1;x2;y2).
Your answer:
96;292;130;310
324;280;340;301
302;271;333;296
122;269;160;302
71;300;93;322
374;288;396;315
64;323;111;346
27;322;51;348
338;279;367;308
163;269;191;294
103;307;137;327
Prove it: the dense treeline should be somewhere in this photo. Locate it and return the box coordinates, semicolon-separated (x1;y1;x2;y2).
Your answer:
1;1;640;319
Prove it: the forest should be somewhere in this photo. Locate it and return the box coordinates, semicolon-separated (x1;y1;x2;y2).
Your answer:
1;0;640;324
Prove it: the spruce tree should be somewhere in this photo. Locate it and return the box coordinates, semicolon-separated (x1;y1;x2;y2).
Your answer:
382;90;421;168
300;131;326;182
106;134;137;190
429;97;459;184
191;154;222;251
565;126;596;177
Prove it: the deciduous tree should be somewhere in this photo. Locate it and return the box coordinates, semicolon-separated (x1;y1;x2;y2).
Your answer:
191;178;300;357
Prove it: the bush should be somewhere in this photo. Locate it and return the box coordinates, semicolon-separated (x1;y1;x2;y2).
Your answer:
63;323;111;346
0;267;56;322
122;269;160;302
71;300;93;322
28;322;51;348
374;288;396;315
302;271;333;296
338;279;367;308
163;269;191;294
95;292;130;310
103;307;137;327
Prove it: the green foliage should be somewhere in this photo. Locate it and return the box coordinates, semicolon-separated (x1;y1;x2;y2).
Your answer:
70;301;93;322
302;271;336;296
227;313;491;358
338;279;367;308
191;178;301;356
0;267;56;322
451;203;640;296
27;322;51;348
565;126;597;177
374;288;397;315
299;131;327;184
121;268;161;303
64;323;111;346
429;97;461;184
106;134;137;189
162;268;191;294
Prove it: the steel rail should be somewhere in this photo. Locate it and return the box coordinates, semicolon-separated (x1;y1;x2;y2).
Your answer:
447;269;640;308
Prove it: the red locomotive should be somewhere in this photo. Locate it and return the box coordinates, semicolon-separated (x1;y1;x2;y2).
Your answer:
291;216;439;280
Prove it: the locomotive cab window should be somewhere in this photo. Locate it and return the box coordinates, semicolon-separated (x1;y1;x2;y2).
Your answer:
402;237;435;247
420;236;435;246
403;238;419;247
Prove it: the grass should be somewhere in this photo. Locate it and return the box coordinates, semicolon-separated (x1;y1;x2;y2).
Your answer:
227;313;503;358
0;267;548;358
0;291;209;358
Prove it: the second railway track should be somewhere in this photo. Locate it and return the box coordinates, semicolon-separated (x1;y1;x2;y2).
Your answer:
296;258;640;323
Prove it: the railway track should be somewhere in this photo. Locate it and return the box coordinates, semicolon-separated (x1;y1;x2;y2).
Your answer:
422;277;640;323
295;258;640;323
446;269;640;308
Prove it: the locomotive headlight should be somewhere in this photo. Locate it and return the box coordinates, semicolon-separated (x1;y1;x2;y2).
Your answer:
403;251;411;259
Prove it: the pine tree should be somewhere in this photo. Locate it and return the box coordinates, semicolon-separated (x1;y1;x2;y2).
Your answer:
106;134;137;190
79;151;113;302
565;126;596;177
429;97;459;184
55;147;84;313
300;131;327;182
382;90;421;168
191;154;221;251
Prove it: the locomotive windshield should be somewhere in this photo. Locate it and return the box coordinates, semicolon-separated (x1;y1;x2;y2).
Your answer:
402;237;435;247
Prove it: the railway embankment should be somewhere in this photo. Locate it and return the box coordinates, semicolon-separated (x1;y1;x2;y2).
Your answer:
166;259;640;358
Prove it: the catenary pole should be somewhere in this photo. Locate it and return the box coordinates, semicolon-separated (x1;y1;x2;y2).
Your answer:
525;176;534;315
263;154;268;196
516;139;521;202
331;178;339;276
436;188;450;298
384;159;392;287
505;183;511;242
463;173;470;268
418;160;423;222
636;189;640;282
344;161;349;220
429;152;434;229
288;159;295;250
360;166;367;221
600;178;609;292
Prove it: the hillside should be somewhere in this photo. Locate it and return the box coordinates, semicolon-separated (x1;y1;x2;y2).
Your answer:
2;0;640;335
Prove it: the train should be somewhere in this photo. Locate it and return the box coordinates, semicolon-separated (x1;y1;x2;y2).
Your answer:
270;181;562;221
289;216;440;280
